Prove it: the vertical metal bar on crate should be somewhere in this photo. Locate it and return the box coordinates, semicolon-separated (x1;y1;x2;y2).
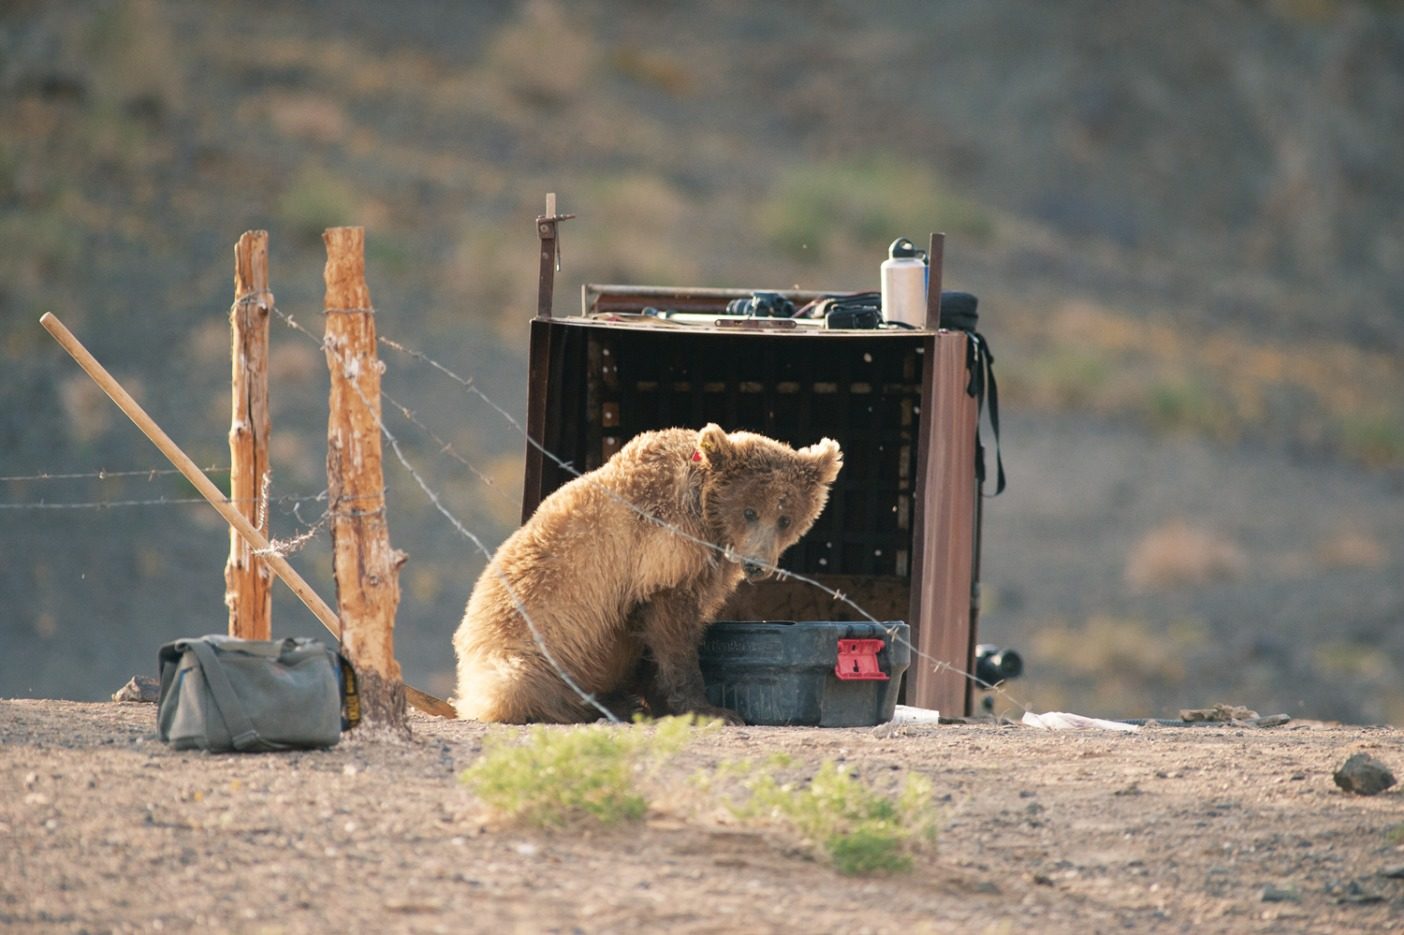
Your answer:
535;193;575;321
907;330;979;715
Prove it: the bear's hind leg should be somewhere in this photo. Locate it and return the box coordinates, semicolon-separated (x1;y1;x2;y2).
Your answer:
458;656;606;724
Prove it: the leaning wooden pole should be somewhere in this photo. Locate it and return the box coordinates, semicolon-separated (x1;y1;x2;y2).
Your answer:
38;312;455;719
322;227;410;736
225;230;274;640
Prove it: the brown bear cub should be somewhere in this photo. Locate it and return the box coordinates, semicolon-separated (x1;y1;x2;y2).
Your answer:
453;423;842;724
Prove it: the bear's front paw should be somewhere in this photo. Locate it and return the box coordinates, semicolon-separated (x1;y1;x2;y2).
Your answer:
686;704;746;727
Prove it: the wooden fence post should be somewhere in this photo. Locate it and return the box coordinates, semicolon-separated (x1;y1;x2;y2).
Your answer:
225;230;273;640
323;226;410;735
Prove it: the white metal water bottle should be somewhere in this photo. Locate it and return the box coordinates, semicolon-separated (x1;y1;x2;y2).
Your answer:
880;237;927;327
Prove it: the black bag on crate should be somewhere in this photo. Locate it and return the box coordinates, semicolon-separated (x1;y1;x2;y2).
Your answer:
941;291;1006;497
157;635;355;752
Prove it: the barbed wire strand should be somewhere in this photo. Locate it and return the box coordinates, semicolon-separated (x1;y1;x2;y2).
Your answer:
0;466;230;482
379;389;499;489
0;491;327;511
255;507;332;559
330;347;621;723
0;489;385;513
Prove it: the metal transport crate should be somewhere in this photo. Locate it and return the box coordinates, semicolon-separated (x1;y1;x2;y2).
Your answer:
521;209;983;714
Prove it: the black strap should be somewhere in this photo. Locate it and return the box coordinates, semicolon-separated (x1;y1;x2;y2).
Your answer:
188;640;262;751
965;332;1006;496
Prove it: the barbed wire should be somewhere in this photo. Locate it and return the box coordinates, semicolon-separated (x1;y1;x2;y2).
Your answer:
0;491;332;511
19;294;1028;719
334;347;621;723
0;466;229;482
379;389;500;490
267;301;519;508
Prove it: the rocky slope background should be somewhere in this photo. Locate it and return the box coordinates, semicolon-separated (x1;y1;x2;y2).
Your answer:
2;0;1402;723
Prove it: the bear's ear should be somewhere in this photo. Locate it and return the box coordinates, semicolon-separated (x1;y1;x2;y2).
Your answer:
800;437;843;486
696;423;734;468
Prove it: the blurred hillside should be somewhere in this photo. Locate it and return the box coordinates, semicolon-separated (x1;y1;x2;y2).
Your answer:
2;0;1401;721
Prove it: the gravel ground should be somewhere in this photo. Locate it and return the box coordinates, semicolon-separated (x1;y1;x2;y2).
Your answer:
4;700;1403;934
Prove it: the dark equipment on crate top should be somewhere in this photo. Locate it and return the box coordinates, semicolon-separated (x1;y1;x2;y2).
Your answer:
592;289;980;332
725;291;797;319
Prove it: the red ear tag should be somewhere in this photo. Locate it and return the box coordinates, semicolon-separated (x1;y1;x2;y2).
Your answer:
691;450;702;462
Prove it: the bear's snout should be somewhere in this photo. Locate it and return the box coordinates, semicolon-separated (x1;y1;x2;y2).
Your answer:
742;559;768;580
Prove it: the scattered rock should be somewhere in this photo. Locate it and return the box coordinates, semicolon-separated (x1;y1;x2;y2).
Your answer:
1179;699;1257;718
1246;714;1292;728
1261;885;1299;903
1336;880;1385;905
1333;753;1397;796
1379;865;1404;880
111;676;161;704
1179;703;1290;726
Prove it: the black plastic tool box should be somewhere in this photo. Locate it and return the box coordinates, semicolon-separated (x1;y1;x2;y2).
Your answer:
699;620;910;727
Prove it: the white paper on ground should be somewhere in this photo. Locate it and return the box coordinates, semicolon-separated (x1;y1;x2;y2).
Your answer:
891;705;942;724
1021;711;1141;732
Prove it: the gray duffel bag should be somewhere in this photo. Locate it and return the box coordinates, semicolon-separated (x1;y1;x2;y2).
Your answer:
157;635;348;752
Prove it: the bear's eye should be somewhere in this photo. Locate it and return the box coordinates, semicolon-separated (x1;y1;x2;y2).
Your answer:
743;508;759;523
777;515;791;530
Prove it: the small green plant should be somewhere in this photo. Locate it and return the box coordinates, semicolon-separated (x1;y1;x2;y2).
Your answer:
460;715;712;827
731;760;940;875
462;722;940;875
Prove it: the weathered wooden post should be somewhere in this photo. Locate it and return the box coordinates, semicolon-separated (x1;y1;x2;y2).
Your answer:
322;226;410;736
225;230;273;640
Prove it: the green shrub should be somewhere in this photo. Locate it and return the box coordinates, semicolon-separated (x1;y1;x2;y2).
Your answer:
461;719;940;875
732;760;940;875
459;715;711;827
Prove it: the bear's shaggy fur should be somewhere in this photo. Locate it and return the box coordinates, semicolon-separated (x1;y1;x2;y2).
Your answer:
452;423;842;724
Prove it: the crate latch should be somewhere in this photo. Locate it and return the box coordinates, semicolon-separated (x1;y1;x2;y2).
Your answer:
835;639;889;681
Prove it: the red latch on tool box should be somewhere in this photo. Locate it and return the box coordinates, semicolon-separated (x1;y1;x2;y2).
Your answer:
835;639;889;681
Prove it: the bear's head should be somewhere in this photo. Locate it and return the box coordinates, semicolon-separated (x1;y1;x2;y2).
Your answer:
695;423;843;580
